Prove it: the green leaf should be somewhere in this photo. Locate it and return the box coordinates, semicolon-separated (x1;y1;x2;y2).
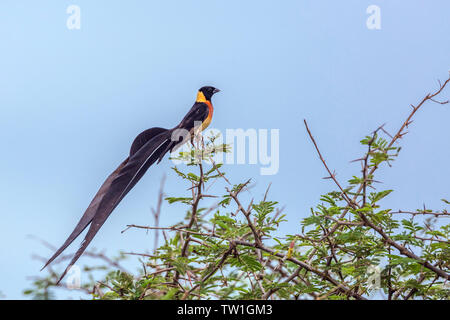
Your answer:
369;190;393;203
165;197;192;204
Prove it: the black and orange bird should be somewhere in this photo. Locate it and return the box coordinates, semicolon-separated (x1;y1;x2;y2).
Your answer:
42;86;220;283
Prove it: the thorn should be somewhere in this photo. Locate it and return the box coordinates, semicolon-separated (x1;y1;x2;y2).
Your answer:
350;158;365;163
430;98;449;105
372;123;386;135
398;131;409;138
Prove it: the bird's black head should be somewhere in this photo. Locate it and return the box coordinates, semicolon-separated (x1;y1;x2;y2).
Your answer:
198;86;220;101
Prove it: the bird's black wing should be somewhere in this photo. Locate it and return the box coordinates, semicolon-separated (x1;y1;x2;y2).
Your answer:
156;102;209;162
177;102;209;131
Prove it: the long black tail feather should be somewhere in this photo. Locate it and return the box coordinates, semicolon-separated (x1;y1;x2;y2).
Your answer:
43;128;176;283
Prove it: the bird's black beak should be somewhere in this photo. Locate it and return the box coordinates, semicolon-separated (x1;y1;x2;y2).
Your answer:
213;88;221;94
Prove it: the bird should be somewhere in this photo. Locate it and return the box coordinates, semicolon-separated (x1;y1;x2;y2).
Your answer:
41;86;221;283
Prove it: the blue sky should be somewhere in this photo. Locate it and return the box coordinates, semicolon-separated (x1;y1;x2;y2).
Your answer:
0;1;449;299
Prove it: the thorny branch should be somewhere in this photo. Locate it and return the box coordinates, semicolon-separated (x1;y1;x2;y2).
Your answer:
302;74;450;282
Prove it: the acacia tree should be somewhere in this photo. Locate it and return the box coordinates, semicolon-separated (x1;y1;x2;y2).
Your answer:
25;75;450;300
